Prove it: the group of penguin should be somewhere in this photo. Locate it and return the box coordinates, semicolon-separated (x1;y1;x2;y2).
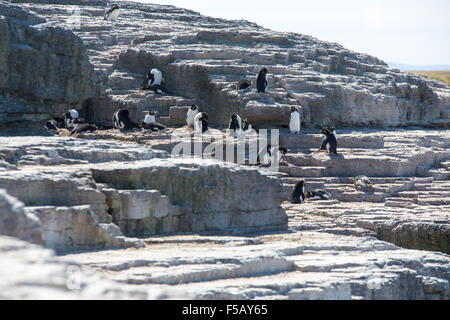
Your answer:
45;109;97;135
51;3;344;204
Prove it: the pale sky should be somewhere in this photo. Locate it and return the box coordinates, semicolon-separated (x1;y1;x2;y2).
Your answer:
138;0;450;66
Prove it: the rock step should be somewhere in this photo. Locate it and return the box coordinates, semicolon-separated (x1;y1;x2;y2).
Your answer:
279;166;327;177
280;133;384;149
440;161;450;169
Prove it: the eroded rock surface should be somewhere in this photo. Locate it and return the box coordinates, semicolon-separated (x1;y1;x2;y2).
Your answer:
0;2;97;133
3;0;449;129
0;235;189;299
0;189;42;245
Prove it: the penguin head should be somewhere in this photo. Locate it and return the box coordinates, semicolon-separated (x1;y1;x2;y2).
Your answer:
242;119;251;130
327;126;336;133
290;106;298;113
200;112;208;120
295;180;305;188
320;128;329;135
306;191;313;198
279;147;288;155
231;113;238;120
259;68;268;75
190;105;198;111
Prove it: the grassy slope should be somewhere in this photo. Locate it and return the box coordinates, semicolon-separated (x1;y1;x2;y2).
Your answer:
409;70;450;86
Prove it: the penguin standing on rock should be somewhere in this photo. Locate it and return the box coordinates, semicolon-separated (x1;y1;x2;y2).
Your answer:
228;113;242;137
256;68;268;93
319;127;337;155
291;180;306;204
186;105;199;128
194;112;208;133
328;126;337;141
289;106;301;134
104;4;120;21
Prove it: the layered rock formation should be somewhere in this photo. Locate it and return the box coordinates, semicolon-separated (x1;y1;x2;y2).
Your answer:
0;0;449;300
0;1;97;133
1;0;449;131
0;136;288;247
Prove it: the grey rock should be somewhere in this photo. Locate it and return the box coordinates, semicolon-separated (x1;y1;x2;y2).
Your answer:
1;0;447;130
92;158;288;233
0;189;43;245
24;205;144;253
0;1;97;132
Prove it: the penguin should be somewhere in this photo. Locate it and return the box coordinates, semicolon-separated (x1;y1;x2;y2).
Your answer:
186;104;199;128
52;116;65;128
350;175;373;191
104;4;120;21
70;119;97;135
140;111;166;131
45;119;61;133
328;126;337;141
64;109;79;130
289;106;301;134
112;108;137;130
45;115;65;132
291;180;306;204
242;118;253;134
228;113;242;137
256;68;268;93
259;144;288;165
194;112;208;133
306;189;331;201
141;69;164;93
150;69;163;86
319;128;337;155
237;79;251;91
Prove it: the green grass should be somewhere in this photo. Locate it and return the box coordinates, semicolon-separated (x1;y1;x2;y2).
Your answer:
410;70;450;86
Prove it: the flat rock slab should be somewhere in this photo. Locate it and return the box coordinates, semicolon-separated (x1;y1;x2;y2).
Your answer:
59;231;450;300
0;235;189;299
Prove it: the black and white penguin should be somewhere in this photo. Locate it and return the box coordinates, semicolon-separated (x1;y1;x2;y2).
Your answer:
328;126;337;141
140;111;166;131
194;112;208;133
112;108;137;130
319;128;337;155
256;68;268;93
104;4;120;20
228;113;242;137
259;144;288;165
291;180;306;204
242;118;253;134
306;189;331;201
141;69;164;93
70;119;97;135
45;119;61;133
289;106;301;134
64;109;79;130
186;104;199;129
237;79;252;91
